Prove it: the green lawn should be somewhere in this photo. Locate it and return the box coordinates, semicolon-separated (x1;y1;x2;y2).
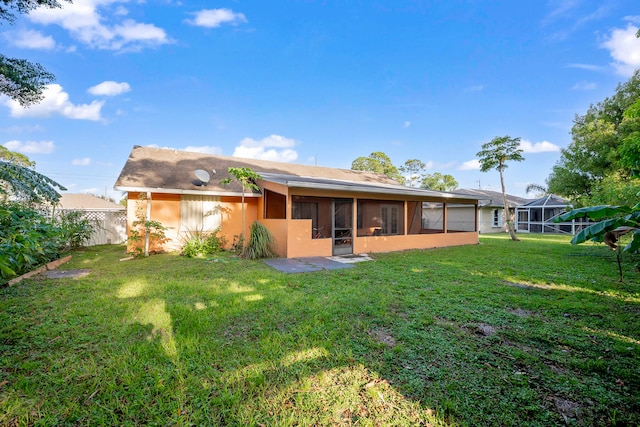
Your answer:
1;235;638;426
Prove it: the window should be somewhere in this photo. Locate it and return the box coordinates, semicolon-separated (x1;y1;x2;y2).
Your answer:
264;189;286;219
357;200;404;236
492;209;502;227
380;204;400;235
180;195;221;232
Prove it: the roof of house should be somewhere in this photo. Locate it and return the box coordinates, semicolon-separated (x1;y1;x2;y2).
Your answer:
57;193;124;210
115;146;482;201
452;189;531;208
519;194;570;207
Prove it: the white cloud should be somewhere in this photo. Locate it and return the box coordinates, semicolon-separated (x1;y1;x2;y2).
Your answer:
72;157;91;166
601;23;640;77
4;84;103;121
28;0;170;51
145;144;223;155
183;146;223;155
4;140;55;154
186;8;247;28
624;15;640;24
458;159;480;171
519;140;561;153
233;135;298;162
9;29;56;49
566;63;605;72
403;121;411;128
88;81;131;96
571;81;597;90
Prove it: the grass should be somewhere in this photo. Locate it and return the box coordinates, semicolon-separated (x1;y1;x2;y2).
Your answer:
1;234;638;426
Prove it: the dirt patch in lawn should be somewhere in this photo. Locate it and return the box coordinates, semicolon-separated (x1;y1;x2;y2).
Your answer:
368;328;396;347
40;269;91;279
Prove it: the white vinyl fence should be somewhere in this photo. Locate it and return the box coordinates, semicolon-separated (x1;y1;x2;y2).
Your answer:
61;209;128;246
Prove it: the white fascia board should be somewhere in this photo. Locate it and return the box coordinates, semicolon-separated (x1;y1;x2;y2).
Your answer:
113;186;261;198
285;180;478;200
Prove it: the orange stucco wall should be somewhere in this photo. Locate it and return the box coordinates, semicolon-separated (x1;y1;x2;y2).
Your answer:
125;186;478;257
220;196;259;249
126;192;181;253
287;219;333;257
354;231;478;254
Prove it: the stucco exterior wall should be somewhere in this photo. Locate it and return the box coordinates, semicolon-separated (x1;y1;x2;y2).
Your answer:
354;231;478;254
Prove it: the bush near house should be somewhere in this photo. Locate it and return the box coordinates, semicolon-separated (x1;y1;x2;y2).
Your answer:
0;203;97;283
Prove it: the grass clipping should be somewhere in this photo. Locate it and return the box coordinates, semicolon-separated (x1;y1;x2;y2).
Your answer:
243;221;278;259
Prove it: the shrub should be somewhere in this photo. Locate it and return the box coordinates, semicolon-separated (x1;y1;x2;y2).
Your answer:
127;194;169;257
181;228;227;258
0;203;66;282
56;210;97;250
243;221;277;260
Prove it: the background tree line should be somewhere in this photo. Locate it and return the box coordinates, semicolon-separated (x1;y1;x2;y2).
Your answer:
351;152;458;191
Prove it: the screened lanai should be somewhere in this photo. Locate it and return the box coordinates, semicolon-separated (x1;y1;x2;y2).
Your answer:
515;194;589;235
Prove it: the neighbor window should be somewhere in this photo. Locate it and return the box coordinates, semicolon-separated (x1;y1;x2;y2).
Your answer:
492;209;502;227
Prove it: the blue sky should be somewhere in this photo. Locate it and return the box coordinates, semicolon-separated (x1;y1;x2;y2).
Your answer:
2;0;640;201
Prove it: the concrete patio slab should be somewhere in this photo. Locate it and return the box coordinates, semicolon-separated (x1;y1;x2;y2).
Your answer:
264;256;363;273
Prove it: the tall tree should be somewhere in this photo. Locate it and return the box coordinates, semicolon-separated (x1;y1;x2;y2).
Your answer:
421;172;458;191
399;159;426;187
477;135;524;241
351;152;405;184
548;70;640;206
221;167;261;252
1;0;71;106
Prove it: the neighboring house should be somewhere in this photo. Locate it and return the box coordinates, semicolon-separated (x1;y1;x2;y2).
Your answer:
56;193;127;245
515;194;588;234
452;189;530;234
114;146;483;258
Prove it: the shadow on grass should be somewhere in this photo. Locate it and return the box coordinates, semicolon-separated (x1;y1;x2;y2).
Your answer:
1;239;638;426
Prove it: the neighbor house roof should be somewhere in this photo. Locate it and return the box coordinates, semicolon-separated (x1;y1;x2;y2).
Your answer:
57;193;124;210
115;146;482;201
519;194;570;207
452;189;530;208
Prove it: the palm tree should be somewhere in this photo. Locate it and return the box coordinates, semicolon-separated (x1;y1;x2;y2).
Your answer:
221;167;262;251
477;136;525;241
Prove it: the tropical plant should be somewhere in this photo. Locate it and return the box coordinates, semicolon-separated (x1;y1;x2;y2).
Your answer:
0;160;66;204
127;194;169;257
243;221;277;260
180;227;227;258
56;210;97;250
221;167;262;251
0;203;66;282
557;200;640;281
477;135;525;241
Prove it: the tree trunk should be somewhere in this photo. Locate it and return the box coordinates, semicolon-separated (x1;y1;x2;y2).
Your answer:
500;168;519;241
241;190;246;250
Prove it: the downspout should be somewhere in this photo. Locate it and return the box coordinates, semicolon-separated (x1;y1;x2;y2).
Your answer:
145;191;151;257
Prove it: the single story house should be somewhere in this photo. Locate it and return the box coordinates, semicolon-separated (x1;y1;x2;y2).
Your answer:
452;189;530;234
515;194;588;234
114;146;482;258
